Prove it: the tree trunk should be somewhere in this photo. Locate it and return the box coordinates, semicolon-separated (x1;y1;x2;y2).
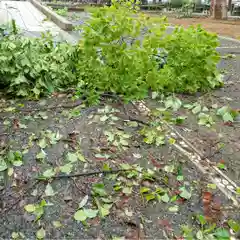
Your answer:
212;0;228;19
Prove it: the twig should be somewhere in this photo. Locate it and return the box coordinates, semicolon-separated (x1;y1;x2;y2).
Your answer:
46;168;135;180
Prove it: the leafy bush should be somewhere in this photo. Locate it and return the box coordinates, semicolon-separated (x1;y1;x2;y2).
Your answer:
55;7;68;17
75;0;222;104
76;0;168;103
158;26;222;93
0;1;222;101
0;26;77;98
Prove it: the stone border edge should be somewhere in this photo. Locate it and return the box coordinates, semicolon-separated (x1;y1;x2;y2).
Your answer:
28;0;73;31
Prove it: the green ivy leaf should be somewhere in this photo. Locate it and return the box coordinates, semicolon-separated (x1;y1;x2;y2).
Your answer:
83;209;99;218
168;205;179;212
92;183;107;196
228;219;240;233
36;149;47;160
43;168;56;178
179;187;191;200
38;138;48;149
0;158;8;171
213;228;230;239
36;228;46;239
67;152;78;163
24;204;36;213
74;210;87;221
161;193;170;203
60;163;73;174
145;193;156;202
45;183;55;196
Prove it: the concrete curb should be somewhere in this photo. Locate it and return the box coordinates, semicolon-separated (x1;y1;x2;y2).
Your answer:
29;0;73;31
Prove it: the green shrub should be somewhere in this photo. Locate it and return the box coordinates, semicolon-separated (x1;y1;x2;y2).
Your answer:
75;0;222;104
0;29;77;98
75;0;168;104
0;1;222;102
158;26;222;93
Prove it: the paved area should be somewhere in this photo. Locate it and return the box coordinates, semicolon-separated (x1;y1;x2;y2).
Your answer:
0;1;75;41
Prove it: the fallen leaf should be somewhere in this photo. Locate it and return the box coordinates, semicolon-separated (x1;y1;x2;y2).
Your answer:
43;168;55;178
36;228;45;239
168;205;179;212
179;187;191;200
36;149;47;160
24;204;36;213
45;183;55;196
83;208;98;218
161;193;170;203
52;221;62;228
74;210;87;221
78;195;89;209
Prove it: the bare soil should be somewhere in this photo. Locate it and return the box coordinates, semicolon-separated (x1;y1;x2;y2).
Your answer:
167;16;240;39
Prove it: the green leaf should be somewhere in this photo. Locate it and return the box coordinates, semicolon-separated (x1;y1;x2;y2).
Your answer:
164;96;182;111
222;112;234;122
38;138;48;149
92;183;107;196
83;209;99;218
196;230;204;240
192;105;201;114
102;163;110;171
177;175;184;181
99;204;112;218
36;149;47;160
120;163;132;170
164;165;175;173
140;187;150;194
67;152;78;163
120;139;129;146
11;232;19;239
213;228;230;239
145;193;156;202
24;204;36;213
45;183;55;196
179;187;191;200
36;228;46;239
228;219;240;233
168;205;179;212
52;221;62;228
60;163;73;174
122;187;132;195
43;168;56;178
161;193;170;203
155;135;165;146
217;163;225;170
74;210;87;221
207;183;217;189
0;158;8;171
78;195;89;209
100;115;108;122
77;152;86;162
197;215;207;226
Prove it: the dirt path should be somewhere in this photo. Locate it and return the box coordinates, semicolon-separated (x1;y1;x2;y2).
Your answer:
166;16;240;39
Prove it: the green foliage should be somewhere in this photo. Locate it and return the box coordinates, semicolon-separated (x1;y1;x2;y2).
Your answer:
55;7;68;16
1;1;222;102
0;24;77;98
75;0;221;104
160;26;222;93
75;0;168;104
